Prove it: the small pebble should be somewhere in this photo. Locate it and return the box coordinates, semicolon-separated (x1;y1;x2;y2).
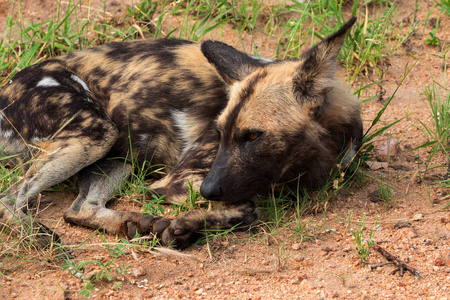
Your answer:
299;279;317;290
132;266;147;278
367;161;388;170
412;213;424;221
376;138;399;162
325;290;338;298
293;255;304;262
394;227;417;240
433;257;445;266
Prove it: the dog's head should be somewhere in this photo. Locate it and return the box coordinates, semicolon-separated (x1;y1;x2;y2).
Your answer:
200;17;361;203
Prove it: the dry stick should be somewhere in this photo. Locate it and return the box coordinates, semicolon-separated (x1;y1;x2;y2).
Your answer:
370;244;424;279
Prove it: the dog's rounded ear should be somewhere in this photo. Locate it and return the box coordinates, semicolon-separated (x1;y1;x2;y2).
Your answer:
201;41;272;85
293;17;357;102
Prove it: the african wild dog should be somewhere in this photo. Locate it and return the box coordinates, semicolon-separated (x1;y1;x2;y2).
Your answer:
0;17;361;248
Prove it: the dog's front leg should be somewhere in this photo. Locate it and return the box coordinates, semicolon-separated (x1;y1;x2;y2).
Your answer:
64;158;171;239
161;200;258;248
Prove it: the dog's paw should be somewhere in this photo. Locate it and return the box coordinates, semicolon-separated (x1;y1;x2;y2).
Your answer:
125;213;171;239
161;216;203;249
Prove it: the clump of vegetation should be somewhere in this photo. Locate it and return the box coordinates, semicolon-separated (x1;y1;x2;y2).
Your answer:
418;47;450;192
349;213;379;263
425;17;440;46
61;234;159;297
421;48;449;150
435;0;450;15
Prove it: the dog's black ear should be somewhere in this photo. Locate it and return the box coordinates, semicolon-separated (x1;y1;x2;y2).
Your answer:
201;41;272;85
293;17;356;100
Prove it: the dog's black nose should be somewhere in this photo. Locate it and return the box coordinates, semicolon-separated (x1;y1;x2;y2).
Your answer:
200;179;222;201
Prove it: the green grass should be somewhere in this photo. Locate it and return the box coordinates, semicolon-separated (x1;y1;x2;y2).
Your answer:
436;0;450;15
377;179;395;206
0;155;23;193
425;17;440;46
0;0;409;83
349;213;379;263
1;0;93;81
60;232;160;297
422;50;449;152
418;46;450;194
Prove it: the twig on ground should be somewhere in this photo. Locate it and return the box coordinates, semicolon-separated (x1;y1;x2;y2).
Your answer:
235;268;273;275
370;243;424;279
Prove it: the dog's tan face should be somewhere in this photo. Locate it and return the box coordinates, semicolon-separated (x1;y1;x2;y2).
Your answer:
199;18;361;203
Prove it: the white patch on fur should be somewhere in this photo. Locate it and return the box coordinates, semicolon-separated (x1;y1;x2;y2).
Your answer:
177;142;200;165
250;55;274;64
172;110;191;151
342;144;358;167
84;97;94;103
30;134;52;144
188;142;199;151
1;130;13;139
0;111;11;139
70;74;91;92
139;133;151;147
36;76;60;87
0;114;4;137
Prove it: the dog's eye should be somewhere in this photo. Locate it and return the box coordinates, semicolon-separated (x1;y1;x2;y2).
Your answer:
246;131;262;142
248;133;259;141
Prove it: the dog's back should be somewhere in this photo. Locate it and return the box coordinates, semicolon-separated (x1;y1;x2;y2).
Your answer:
0;39;227;167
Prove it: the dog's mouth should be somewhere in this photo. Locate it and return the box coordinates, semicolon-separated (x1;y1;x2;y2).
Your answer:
200;174;271;203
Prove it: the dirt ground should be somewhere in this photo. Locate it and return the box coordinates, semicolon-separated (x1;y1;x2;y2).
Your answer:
0;0;450;299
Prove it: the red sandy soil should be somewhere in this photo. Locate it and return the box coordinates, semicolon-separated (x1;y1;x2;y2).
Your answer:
0;1;449;299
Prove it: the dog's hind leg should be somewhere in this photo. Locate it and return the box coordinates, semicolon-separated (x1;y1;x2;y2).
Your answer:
1;108;120;245
64;158;171;239
0;132;117;245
